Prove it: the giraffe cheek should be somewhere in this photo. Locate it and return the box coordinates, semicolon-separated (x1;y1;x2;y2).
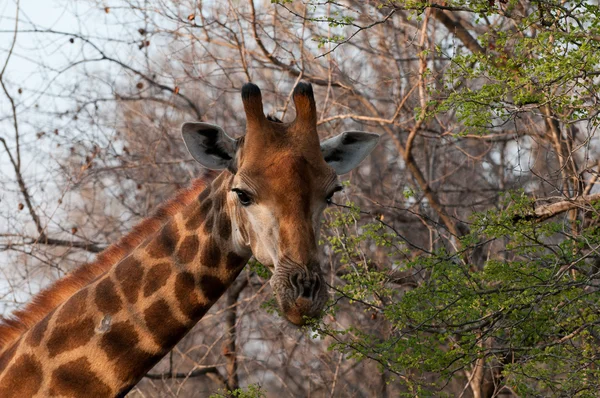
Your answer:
233;213;251;247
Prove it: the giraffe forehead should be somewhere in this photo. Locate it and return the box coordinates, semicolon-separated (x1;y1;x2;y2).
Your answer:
243;117;319;148
239;153;333;195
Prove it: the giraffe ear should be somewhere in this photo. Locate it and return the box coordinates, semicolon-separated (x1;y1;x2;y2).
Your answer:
181;122;237;170
320;131;380;175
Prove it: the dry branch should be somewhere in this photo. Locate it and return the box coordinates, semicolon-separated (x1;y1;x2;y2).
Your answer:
533;193;600;222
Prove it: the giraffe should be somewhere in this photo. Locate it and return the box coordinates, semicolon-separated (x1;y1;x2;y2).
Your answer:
0;82;379;397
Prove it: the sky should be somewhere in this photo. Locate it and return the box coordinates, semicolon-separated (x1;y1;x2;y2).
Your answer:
0;0;109;312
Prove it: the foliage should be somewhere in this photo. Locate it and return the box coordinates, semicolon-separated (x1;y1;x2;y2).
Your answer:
439;1;600;131
317;194;600;396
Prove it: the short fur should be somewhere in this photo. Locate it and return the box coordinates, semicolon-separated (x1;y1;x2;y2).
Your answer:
241;82;266;128
0;175;212;354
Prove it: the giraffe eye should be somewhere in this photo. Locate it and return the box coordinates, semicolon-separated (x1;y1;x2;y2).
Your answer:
232;189;252;206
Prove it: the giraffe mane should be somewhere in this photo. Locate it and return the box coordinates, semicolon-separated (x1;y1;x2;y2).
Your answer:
0;175;212;354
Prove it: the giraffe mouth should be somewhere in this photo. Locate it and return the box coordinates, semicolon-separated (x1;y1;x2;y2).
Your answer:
282;297;324;326
271;269;328;326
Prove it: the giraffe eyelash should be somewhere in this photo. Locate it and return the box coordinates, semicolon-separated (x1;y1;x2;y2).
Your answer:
232;188;253;206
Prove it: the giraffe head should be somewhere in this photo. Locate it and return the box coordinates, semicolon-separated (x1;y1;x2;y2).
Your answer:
181;82;378;325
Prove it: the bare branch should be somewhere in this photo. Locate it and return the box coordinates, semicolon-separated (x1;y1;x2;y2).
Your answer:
145;366;223;380
533;193;600;222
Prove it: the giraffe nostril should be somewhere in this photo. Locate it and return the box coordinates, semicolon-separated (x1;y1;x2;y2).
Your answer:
301;283;312;298
289;272;320;300
290;273;301;296
312;277;321;300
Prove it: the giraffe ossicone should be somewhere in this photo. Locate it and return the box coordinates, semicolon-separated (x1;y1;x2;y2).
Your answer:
0;82;378;397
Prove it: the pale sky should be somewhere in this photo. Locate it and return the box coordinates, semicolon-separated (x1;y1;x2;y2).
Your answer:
0;0;113;312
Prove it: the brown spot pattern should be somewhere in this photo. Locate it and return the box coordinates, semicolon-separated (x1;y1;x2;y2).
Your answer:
174;272;209;320
198;274;227;302
100;321;162;386
212;194;224;214
176;235;200;264
143;300;187;348
50;357;111;397
0;340;19;372
47;317;95;358
95;278;122;315
116;256;144;304
181;193;200;219
197;186;211;203
202;213;214;234
146;221;179;258
185;207;204;230
198;197;213;217
56;288;88;325
218;213;232;240
118;351;161;387
27;309;54;347
100;321;138;360
0;354;42;397
226;252;245;271
143;262;172;297
200;238;221;268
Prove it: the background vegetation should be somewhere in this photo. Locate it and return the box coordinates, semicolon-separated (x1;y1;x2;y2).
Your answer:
2;0;600;396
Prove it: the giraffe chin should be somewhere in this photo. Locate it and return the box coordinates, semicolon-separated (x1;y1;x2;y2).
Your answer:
281;297;323;326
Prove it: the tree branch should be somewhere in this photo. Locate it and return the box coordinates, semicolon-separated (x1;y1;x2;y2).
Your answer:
0;137;46;237
430;8;485;55
533;193;600;222
248;0;345;88
223;278;248;391
145;366;222;380
4;28;204;120
0;235;105;253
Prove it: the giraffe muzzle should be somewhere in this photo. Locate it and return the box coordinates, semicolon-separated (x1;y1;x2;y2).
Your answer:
290;272;322;302
272;267;328;326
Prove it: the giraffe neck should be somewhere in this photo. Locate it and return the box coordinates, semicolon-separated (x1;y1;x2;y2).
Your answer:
0;172;251;397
